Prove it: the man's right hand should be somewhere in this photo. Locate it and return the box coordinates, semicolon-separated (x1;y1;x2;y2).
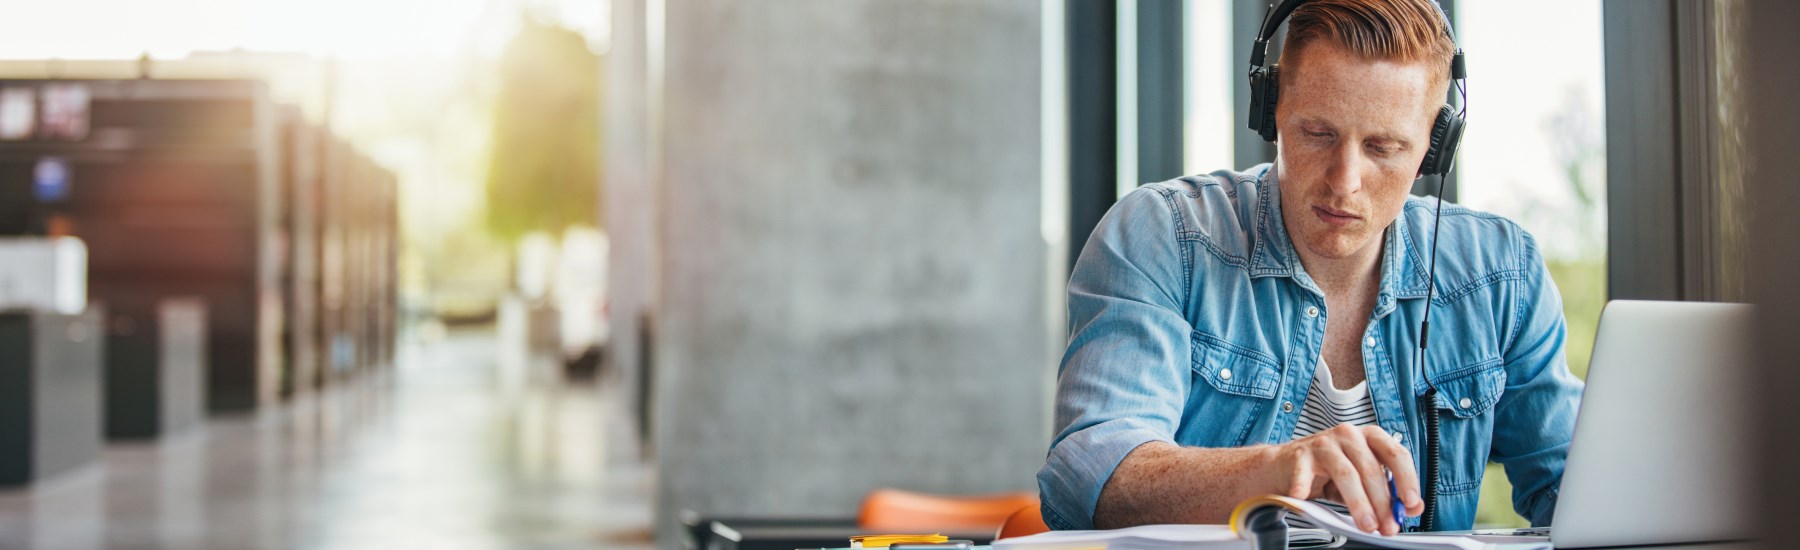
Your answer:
1265;424;1425;536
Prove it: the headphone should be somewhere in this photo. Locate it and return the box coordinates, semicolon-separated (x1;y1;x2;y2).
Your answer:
1245;0;1467;178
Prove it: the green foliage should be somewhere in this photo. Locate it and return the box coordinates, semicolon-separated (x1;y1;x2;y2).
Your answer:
485;17;603;241
1547;259;1607;380
1475;462;1527;528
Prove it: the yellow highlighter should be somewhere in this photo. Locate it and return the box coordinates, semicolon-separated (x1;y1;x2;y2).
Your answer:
848;534;949;548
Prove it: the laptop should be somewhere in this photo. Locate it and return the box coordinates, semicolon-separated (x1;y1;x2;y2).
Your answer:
1464;300;1755;548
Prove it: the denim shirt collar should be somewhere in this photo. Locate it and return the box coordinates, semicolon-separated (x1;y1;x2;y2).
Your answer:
1248;165;1435;313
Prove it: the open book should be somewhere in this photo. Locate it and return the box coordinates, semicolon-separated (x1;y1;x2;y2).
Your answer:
992;495;1549;550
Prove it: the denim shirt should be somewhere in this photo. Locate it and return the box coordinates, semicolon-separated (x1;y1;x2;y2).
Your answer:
1036;164;1583;532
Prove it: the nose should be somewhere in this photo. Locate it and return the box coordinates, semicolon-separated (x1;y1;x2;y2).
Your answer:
1325;144;1363;196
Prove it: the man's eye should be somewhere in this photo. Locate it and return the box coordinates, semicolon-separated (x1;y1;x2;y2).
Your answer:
1305;130;1333;139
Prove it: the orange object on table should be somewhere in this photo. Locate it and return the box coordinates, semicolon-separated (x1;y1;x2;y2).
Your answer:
856;488;1039;532
995;503;1050;540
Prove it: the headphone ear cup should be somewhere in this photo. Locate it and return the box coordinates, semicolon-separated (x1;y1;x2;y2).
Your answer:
1259;64;1281;142
1247;65;1278;142
1419;105;1463;177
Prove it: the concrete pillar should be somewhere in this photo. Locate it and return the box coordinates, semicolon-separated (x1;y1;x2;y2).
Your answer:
637;0;1052;543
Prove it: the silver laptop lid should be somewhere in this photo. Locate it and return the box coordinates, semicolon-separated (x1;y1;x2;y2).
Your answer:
1551;300;1753;548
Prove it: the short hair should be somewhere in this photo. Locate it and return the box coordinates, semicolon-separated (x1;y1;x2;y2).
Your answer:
1276;0;1457;92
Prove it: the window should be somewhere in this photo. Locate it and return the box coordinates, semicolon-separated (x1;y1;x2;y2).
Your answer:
1183;0;1234;174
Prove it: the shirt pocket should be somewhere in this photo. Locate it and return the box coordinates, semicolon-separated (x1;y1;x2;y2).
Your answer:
1190;330;1282;399
1422;357;1506;494
1182;330;1282;446
1428;358;1506;418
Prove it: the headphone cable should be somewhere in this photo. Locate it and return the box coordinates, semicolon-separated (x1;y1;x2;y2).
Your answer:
1415;159;1451;532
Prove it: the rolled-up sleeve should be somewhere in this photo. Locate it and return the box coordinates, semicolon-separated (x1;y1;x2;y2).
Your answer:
1037;187;1196;530
1490;231;1585;526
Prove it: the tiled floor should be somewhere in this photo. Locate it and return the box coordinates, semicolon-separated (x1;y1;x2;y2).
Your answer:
0;327;654;549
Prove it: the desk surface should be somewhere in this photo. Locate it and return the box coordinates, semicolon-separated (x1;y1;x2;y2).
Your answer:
696;516;1755;550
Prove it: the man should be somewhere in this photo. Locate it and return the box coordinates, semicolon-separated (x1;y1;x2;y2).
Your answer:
1036;0;1583;536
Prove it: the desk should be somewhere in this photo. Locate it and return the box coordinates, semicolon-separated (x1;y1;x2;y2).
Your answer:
688;514;1753;550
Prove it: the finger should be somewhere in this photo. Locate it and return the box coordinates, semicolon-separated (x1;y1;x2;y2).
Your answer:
1364;426;1424;515
1341;428;1397;535
1319;443;1377;533
1287;449;1315;500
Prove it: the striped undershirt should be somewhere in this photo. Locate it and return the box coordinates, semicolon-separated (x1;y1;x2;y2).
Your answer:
1291;358;1379;438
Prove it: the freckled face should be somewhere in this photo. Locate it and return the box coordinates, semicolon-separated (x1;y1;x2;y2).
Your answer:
1275;41;1444;260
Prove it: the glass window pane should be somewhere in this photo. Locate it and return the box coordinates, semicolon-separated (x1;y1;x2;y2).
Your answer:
1184;0;1234;174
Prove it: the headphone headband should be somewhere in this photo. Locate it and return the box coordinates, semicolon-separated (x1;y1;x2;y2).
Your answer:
1247;0;1464;80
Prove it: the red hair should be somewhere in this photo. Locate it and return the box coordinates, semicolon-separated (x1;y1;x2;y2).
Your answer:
1277;0;1457;90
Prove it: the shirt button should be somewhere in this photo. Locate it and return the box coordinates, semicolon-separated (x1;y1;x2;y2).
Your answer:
1393;432;1405;443
1365;336;1377;348
1219;368;1232;381
1305;306;1319;318
1282;401;1295;413
1459;397;1474;409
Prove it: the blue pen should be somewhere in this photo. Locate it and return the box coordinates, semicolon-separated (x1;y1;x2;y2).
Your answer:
1387;472;1406;527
